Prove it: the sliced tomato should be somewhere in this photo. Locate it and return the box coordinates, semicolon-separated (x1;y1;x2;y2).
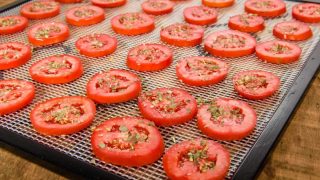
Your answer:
292;3;320;23
91;0;126;8
0;42;31;70
228;13;264;33
20;0;60;20
138;88;197;126
91;117;164;166
29;55;83;84
255;40;301;64
244;0;286;18
202;0;234;8
111;13;155;35
28;22;70;46
75;34;117;57
0;16;28;35
87;69;142;104
273;21;312;41
184;6;218;26
163;139;230;180
56;0;82;3
233;70;280;100
127;44;173;72
0;80;35;115
66;5;105;26
141;0;174;15
160;23;204;47
204;30;256;58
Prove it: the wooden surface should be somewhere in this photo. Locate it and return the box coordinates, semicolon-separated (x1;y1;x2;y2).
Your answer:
0;0;319;179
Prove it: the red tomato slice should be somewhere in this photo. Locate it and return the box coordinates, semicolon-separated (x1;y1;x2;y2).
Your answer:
91;117;164;166
141;0;174;15
292;3;320;23
111;13;155;35
0;79;35;115
255;40;301;64
244;0;286;18
28;22;70;46
56;0;82;3
0;16;28;35
233;70;280;100
0;42;31;70
20;0;60;20
202;0;234;8
87;69;142;104
273;21;312;41
204;30;256;58
160;23;204;47
66;5;105;26
91;0;126;8
75;34;117;57
29;55;83;84
176;56;229;86
183;6;218;26
197;98;257;140
127;44;173;72
228;13;265;33
163;139;230;180
138;88;197;126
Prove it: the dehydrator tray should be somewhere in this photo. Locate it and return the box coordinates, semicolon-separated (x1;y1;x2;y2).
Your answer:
0;0;319;179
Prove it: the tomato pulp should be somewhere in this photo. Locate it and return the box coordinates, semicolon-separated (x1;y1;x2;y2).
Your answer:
20;0;60;19
0;42;31;70
245;0;286;18
184;6;218;26
66;5;105;26
142;0;174;15
228;13;265;33
292;3;320;23
0;16;28;35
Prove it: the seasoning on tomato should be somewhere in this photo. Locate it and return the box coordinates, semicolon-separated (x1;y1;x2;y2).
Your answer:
111;12;155;35
183;5;218;26
56;0;82;3
233;70;280;100
0;16;28;35
75;34;117;57
29;55;83;84
244;0;286;18
66;5;105;26
255;40;301;64
127;44;173;72
0;79;35;115
141;0;174;16
202;0;234;8
160;23;204;47
28;22;70;46
228;13;265;33
87;69;142;104
30;96;96;135
273;21;312;41
204;30;256;58
0;42;31;70
292;3;320;23
138;88;197;126
91;0;126;8
20;0;60;20
163;139;230;180
91;117;164;166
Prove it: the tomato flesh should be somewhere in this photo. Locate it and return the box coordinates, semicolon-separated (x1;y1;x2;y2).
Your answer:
292;3;320;23
20;1;60;19
0;42;31;70
0;16;28;35
244;0;286;18
228;13;264;33
202;0;234;8
273;21;312;41
184;6;218;26
142;0;174;15
66;5;105;26
91;0;126;8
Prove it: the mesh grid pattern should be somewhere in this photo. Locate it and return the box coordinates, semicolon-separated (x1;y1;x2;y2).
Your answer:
0;0;319;179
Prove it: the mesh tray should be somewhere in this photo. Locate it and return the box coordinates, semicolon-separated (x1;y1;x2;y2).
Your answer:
0;0;320;179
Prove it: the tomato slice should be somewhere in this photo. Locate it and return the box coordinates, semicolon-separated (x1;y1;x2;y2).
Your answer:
228;13;265;33
30;96;96;135
20;0;60;20
202;0;234;8
233;70;280;100
66;5;105;26
163;139;230;180
29;55;83;84
204;30;256;58
255;40;301;64
127;44;173;72
245;0;286;18
56;0;82;3
111;13;155;35
183;6;218;26
138;88;197;126
160;23;204;47
292;3;320;23
0;16;28;35
0;79;35;115
141;0;174;15
75;34;117;57
87;69;142;104
0;42;31;70
273;21;312;41
197;98;257;140
91;0;126;8
28;22;70;46
91;117;164;166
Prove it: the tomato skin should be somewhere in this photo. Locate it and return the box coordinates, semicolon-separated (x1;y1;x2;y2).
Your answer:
56;0;82;3
66;5;105;26
228;13;265;33
273;21;312;41
163;139;230;180
142;0;174;15
292;3;320;23
0;42;32;70
91;0;126;8
202;0;234;8
0;80;35;115
20;1;60;20
245;0;286;18
0;16;28;35
184;6;218;26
